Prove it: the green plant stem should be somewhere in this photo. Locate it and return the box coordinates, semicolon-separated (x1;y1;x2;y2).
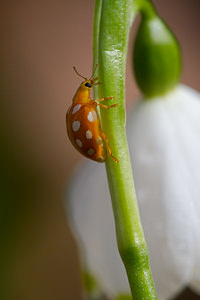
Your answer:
132;0;157;19
93;0;157;299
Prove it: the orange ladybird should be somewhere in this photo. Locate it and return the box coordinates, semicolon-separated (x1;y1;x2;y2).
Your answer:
66;65;118;163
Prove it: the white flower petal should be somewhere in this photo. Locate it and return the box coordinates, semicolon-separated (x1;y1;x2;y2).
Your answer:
128;85;200;299
65;85;200;299
67;161;130;296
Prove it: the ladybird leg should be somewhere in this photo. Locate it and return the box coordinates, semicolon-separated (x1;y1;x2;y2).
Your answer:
92;77;98;82
97;103;118;109
92;98;118;109
95;97;117;108
97;96;115;102
101;132;119;163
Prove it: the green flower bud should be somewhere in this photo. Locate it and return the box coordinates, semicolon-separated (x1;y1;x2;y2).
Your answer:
133;15;181;98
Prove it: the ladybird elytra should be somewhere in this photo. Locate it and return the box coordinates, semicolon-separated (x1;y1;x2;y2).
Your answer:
66;65;119;163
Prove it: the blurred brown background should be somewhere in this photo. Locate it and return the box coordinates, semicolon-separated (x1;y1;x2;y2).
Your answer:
1;0;200;299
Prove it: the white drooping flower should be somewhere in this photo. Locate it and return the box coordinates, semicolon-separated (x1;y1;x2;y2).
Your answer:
65;85;200;300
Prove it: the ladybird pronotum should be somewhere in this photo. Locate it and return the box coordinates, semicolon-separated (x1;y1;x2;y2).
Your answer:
66;65;119;163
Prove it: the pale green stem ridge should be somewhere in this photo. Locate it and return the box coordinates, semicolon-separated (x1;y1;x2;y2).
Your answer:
93;0;102;98
93;0;157;299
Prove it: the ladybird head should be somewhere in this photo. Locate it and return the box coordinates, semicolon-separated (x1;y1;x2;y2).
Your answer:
80;78;100;90
73;64;101;90
80;80;92;90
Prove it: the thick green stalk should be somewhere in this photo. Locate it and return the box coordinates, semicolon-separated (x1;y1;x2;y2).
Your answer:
93;0;157;299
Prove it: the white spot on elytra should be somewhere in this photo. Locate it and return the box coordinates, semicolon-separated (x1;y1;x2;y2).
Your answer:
72;121;80;132
86;130;92;139
76;139;82;148
87;111;97;122
72;104;81;115
88;148;95;156
96;137;103;145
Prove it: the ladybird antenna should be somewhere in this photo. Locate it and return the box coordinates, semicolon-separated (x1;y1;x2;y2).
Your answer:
89;64;98;80
73;66;87;80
